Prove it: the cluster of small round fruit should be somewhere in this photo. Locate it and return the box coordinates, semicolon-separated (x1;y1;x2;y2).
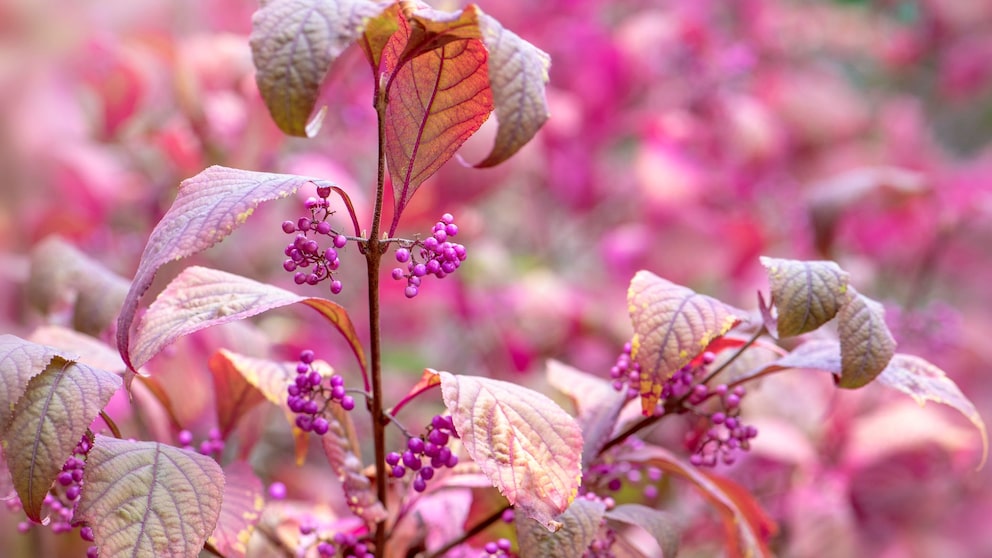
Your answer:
385;415;460;492
391;213;467;298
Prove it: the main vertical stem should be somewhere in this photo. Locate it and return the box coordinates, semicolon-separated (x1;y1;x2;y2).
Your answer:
369;85;389;557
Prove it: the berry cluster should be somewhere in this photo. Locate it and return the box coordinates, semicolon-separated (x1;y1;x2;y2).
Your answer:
482;538;514;557
177;427;225;457
391;213;467;298
315;532;374;558
281;186;349;294
288;350;356;436
608;341;641;399
386;415;460;492
688;384;758;467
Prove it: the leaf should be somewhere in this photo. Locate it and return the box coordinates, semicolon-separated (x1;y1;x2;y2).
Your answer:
627;271;747;414
209;351;268;439
473;7;552;167
209;461;264;558
545;360;625;469
837;289;896;389
116;166;335;374
516;497;605;558
382;12;493;229
0;335;63;430
759;257;850;338
250;0;388;136
605;504;680;558
27;236;130;336
28;326;126;373
128;266;367;390
3;356;121;521
621;445;775;558
875;354;988;468
319;409;387;524
438;371;582;531
213;350;296;406
75;436;225;558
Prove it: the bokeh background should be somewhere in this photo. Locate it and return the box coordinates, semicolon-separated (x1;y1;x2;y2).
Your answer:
2;0;991;556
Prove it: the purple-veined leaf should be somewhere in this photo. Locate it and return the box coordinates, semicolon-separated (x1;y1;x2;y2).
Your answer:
0;335;63;432
474;6;551;168
875;354;988;468
116;166;335;374
209;461;264;558
27;236;130;336
75;435;224;558
320;407;387;525
627;271;748;414
209;351;268;439
381;12;493;232
516;497;605;558
546;360;625;469
127;266;367;390
605;504;680;558
759;256;850;338
28;326;126;373
438;371;582;531
621;445;776;558
250;0;388;136
837;289;896;389
3;356;121;521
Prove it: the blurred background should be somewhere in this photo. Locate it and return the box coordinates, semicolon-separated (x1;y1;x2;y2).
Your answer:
1;0;991;556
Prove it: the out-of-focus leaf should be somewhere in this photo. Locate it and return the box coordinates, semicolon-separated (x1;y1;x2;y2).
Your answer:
439;371;582;531
389;368;441;416
627;271;747;414
300;298;368;390
3;356;121;521
837;289;896;388
622;445;776;558
0;335;63;430
27;237;130;336
875;354;988;468
27;326;125;373
209;351;267;438
116;166;335;374
516;497;605;558
473;7;551;167
213;350;295;406
759;257;850;338
76;435;224;558
546;360;625;469
209;461;264;558
381;12;493;230
250;0;388;136
319;410;387;525
605;504;680;558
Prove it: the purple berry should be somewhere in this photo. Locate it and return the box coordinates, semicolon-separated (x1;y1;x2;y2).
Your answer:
333;234;347;248
312;417;330;436
66;485;81;500
283;259;297;272
395;248;410;263
420;466;435;480
407;437;425;454
340;395;355;411
440;213;454;224
391;268;405;280
316;221;332;235
445;223;458;236
57;471;73;486
316;185;332;198
80;526;95;542
330;280;343;294
484;542;498;554
412;476;427;492
404;285;419;298
386;452;401;466
268;482;287;500
392;465;406;478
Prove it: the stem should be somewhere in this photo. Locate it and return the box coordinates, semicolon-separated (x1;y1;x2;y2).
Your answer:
369;80;390;558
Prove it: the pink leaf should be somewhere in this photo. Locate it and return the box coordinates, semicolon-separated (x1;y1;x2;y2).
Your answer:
545;360;625;469
627;271;747;414
3;355;121;521
837;288;896;388
208;351;268;439
320;408;388;525
515;497;605;558
438;371;582;531
250;0;388;136
75;436;225;558
116;166;335;374
27;326;125;373
604;504;680;558
759;256;850;338
209;461;264;558
212;349;296;406
875;354;988;468
0;335;64;432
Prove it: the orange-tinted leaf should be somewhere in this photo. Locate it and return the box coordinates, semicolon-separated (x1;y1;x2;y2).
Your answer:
759;257;850;338
319;410;387;525
516;497;605;558
209;351;268;438
837;289;896;389
875;354;988;468
250;0;388;136
300;298;368;390
390;368;441;416
4;356;121;521
605;504;680;558
76;436;224;558
627;271;747;414
360;3;400;72
214;350;296;406
439;371;582;531
209;461;264;558
546;360;625;469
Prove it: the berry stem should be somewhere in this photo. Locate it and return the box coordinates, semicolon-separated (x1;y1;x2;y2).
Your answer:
99;410;122;439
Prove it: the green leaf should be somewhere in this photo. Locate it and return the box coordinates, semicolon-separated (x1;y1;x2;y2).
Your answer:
438;371;582;531
250;0;388;136
759;257;850;338
75;436;225;558
516;497;605;558
837;289;896;388
875;354;988;468
545;360;625;469
3;356;121;521
116;166;335;375
627;271;747;414
208;461;264;558
605;504;681;558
